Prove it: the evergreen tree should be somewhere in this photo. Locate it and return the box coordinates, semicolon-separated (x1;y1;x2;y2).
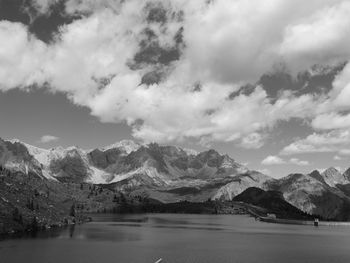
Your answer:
30;217;39;232
120;192;126;204
26;198;34;210
12;207;23;224
69;204;75;217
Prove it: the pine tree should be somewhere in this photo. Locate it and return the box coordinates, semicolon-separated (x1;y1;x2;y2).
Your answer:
120;192;126;204
26;198;34;210
31;217;39;232
12;208;23;224
70;204;75;217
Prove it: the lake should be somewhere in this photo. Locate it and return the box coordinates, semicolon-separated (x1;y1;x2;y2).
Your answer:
1;213;350;263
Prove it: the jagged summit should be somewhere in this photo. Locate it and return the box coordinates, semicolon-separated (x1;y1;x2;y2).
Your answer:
343;167;350;181
100;139;142;153
321;167;346;187
308;169;327;184
0;137;269;203
323;166;340;174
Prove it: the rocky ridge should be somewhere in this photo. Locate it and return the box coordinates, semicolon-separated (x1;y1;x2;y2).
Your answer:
2;138;350;220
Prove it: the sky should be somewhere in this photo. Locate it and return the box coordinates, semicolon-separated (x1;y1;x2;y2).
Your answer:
1;0;350;178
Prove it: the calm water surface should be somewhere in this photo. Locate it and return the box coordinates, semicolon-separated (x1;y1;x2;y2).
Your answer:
1;213;350;263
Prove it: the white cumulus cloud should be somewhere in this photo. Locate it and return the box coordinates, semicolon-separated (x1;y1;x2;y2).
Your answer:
281;129;350;155
289;158;310;166
39;135;59;143
261;155;286;165
262;155;309;166
2;0;350;147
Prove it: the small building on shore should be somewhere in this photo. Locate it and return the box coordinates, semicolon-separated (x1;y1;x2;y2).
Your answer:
267;213;277;219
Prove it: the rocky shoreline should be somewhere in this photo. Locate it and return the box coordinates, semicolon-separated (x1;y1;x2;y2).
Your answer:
0;214;93;239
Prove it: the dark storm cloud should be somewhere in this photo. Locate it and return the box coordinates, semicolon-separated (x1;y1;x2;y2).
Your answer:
129;6;186;86
145;1;168;24
140;70;164;85
93;74;116;91
259;63;347;99
192;82;202;92
228;62;347;102
0;0;76;43
227;84;256;100
28;1;77;43
132;41;181;67
130;26;184;69
0;0;30;24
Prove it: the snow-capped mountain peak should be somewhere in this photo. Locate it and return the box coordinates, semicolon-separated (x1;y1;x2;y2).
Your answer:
100;139;141;154
321;167;347;187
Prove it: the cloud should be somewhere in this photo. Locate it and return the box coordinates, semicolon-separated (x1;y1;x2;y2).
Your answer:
39;135;59;143
239;133;265;149
182;0;349;83
339;149;350;156
0;21;47;90
334;155;343;160
289;158;310;166
262;155;309;166
279;1;350;73
281;129;350;155
261;155;286;165
31;0;62;14
2;0;350;147
312;112;350;130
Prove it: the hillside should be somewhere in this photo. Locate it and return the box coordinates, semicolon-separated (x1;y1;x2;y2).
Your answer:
233;187;315;220
0;167;150;235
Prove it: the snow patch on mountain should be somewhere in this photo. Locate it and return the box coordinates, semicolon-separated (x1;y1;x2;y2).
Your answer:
100;140;141;154
321;167;348;187
24;143;50;166
178;147;198;156
86;166;113;184
109;165;172;186
41;169;58;181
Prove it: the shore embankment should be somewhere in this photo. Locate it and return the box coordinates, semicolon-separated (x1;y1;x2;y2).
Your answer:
258;216;350;226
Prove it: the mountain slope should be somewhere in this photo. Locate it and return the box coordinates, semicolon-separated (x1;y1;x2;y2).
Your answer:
321;167;348;187
233;187;313;220
0;139;43;177
265;171;350;220
212;172;274;200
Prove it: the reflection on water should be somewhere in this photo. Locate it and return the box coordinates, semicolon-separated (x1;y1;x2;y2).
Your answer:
2;213;350;263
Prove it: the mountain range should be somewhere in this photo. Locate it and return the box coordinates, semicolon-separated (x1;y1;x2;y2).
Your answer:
2;138;350;220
